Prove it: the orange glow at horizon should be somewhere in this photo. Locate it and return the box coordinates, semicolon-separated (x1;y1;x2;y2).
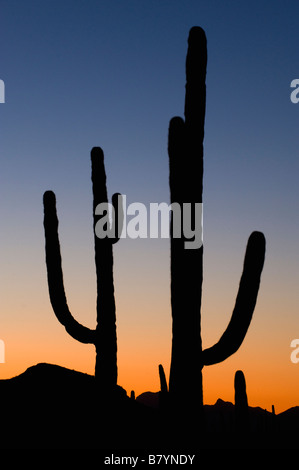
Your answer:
1;302;299;415
0;234;298;416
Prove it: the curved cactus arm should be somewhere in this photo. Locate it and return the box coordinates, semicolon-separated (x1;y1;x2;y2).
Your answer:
43;190;96;344
202;231;266;366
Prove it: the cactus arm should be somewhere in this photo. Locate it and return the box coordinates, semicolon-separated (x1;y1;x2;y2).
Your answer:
43;190;95;344
202;231;266;366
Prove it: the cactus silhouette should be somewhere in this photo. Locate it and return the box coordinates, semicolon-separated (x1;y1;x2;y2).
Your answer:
234;370;249;432
168;27;266;412
158;364;169;414
43;147;123;389
158;364;168;394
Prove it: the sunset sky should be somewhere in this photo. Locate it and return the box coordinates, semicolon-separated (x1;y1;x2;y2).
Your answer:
1;0;299;414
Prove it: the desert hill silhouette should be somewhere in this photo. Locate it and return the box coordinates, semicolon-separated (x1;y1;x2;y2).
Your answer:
0;363;158;449
0;363;298;449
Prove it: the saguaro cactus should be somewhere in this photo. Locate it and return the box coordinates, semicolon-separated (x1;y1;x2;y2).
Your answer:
158;364;168;394
43;147;123;389
234;370;249;432
168;27;266;410
158;364;169;413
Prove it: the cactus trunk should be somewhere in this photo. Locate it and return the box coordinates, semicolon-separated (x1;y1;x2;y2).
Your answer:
168;26;206;410
91;147;118;386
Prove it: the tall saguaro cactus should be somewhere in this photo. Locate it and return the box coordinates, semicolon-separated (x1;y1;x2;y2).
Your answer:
168;27;266;409
43;147;122;389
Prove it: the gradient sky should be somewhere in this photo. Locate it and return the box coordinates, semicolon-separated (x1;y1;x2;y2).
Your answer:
0;0;298;413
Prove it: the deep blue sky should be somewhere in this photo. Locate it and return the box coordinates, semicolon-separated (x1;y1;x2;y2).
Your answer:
1;0;298;226
0;0;299;407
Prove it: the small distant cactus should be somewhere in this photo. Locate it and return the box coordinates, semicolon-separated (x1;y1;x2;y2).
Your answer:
234;370;249;432
43;147;123;390
158;364;169;412
158;364;168;394
168;26;266;414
